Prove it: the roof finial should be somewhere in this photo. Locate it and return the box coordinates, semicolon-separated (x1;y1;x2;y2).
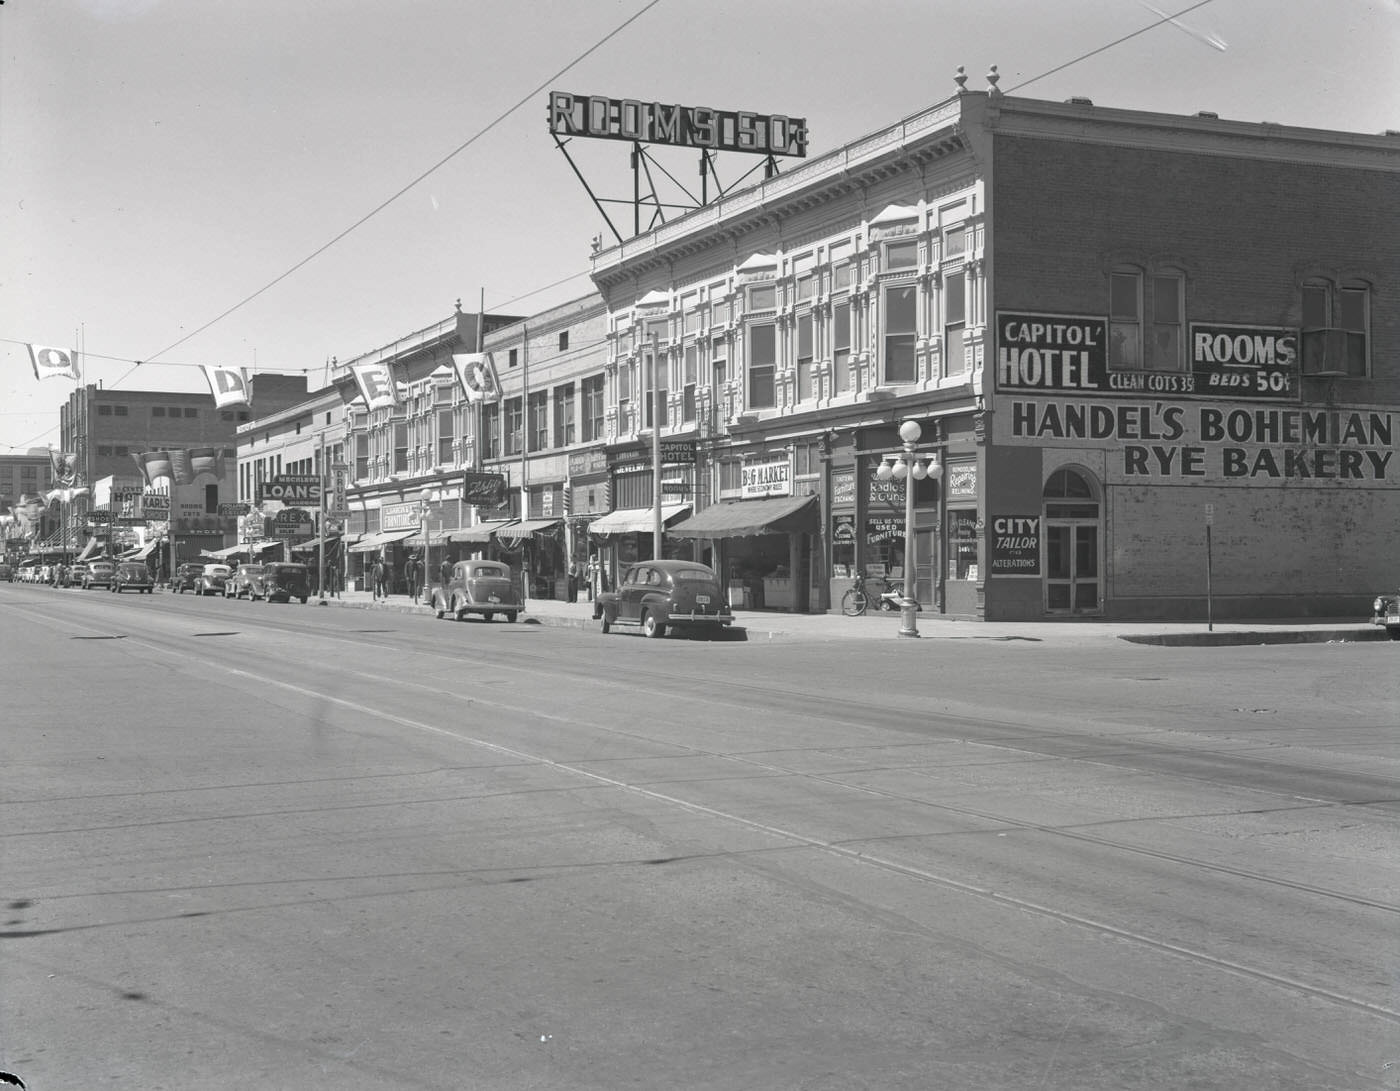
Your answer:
953;65;968;93
987;64;1001;96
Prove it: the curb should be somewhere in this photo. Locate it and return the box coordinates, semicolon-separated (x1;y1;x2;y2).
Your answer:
1120;628;1388;647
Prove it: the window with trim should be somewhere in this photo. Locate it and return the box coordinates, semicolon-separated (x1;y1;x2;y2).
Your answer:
1302;281;1368;376
581;375;604;441
184;407;198;418
883;284;918;384
508;348;518;369
884;239;918;271
796;312;814;401
153;406;166;417
437;409;454;465
711;356;727;424
434;383;454;406
682;344;697;423
393;422;409;474
832;301;852;394
943;269;966;375
553;383;575;447
503;397;523;455
355;434;369;480
618;361;633;427
99;405;112;415
833;262;853;291
482;402;501;459
558;331;569;352
528;391;548;452
645;344;666;430
1110;270;1184;370
748;322;776;409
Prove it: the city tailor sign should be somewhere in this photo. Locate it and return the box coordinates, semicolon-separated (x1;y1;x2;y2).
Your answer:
996;313;1298;403
994;399;1397;484
548;91;809;157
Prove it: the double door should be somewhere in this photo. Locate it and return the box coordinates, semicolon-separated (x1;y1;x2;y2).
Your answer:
1044;520;1100;614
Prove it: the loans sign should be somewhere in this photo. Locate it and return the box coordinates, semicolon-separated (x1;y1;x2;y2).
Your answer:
258;474;322;503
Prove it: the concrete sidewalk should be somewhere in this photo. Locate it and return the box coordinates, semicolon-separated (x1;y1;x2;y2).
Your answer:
309;586;1386;647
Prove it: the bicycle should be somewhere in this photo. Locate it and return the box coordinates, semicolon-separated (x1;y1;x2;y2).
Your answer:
841;571;899;616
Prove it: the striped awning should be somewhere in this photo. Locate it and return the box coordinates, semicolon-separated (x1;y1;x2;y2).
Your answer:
448;519;516;544
495;518;560;543
346;529;415;553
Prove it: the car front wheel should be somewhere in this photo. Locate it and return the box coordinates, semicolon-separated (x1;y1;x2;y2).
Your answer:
642;612;666;639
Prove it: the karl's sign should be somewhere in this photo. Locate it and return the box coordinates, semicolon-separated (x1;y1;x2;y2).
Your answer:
548;91;808;158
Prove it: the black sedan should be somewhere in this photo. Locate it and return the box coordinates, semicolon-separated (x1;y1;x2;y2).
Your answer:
248;562;311;603
112;562;155;593
594;560;734;638
432;560;522;622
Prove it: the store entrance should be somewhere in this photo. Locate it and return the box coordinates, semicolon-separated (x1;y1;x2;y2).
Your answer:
1042;468;1101;616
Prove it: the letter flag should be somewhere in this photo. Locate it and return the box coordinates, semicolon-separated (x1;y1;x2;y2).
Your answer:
27;344;79;381
350;362;399;411
452;353;502;404
202;365;250;408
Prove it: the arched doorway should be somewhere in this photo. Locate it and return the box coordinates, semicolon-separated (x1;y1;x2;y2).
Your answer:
1042;468;1101;615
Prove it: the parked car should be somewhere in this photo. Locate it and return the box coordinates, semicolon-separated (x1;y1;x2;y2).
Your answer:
82;559;117;589
248;561;310;603
595;559;734;639
112;562;155;593
432;560;523;623
225;563;265;599
171;562;205;593
197;563;232;596
1372;590;1400;639
0;562;13;582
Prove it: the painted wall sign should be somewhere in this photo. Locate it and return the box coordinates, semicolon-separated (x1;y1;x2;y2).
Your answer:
995;399;1397;484
741;457;792;498
660;440;697;464
995;312;1108;394
568;449;608;477
997;313;1300;402
548;91;808;157
831;469;856;506
946;463;978;500
258;474;322;504
1189;324;1298;402
988;515;1041;576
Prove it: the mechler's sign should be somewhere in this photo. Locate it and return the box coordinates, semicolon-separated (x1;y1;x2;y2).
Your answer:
548;91;808;158
995;312;1298;403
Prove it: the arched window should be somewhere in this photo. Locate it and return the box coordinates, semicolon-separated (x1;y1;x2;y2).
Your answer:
1043;468;1098;519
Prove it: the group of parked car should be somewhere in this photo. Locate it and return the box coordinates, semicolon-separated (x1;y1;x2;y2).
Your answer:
6;558;313;603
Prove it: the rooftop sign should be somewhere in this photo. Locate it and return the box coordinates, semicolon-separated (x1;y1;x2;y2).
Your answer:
548;91;808;158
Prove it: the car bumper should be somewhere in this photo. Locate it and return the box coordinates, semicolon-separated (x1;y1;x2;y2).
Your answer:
664;611;734;626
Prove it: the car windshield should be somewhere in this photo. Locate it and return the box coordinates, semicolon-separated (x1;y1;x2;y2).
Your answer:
470;566;506;578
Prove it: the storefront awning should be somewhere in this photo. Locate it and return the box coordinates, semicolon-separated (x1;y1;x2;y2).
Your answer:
668;494;819;539
290;535;345;553
346;528;415;553
403;530;456;547
586;504;691;536
494;518;560;543
75;539;102;563
447;519;516;544
206;543;251;560
123;541;159;561
252;539;283;555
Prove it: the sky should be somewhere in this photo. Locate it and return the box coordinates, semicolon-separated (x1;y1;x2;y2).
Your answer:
2;0;1397;455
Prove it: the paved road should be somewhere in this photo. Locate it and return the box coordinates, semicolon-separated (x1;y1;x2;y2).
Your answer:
3;583;1397;1089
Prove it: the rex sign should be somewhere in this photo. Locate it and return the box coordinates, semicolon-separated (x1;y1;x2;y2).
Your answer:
258;474;322;504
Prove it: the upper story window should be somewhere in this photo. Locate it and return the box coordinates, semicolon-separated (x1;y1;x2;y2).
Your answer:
1302;280;1369;376
581;375;604;442
884;239;918;271
184;407;198;418
152;406;166;417
503;397;523;456
796;273;816;301
482;402;501;460
553;383;575;447
508;348;519;369
832;301;852;395
943;269;966;376
682;344;698;423
747;284;776;311
882;284;918;384
393;422;409;474
943;223;966;258
98;405;112;416
437;408;455;465
528;391;548;452
796;312;814;402
747;322;776;409
558;331;569;352
1109;269;1184;371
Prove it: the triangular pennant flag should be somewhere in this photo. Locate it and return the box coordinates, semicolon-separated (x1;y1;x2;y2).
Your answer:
27;344;78;381
202;365;249;408
350;362;399;411
452;353;502;404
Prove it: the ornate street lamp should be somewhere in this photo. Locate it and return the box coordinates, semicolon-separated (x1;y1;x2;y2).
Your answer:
875;419;942;638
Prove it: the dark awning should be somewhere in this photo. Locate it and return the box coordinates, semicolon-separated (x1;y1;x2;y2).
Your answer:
495;518;560;543
448;519;516;544
668;494;819;540
586;504;690;536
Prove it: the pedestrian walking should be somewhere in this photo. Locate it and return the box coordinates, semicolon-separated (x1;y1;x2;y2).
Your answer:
372;557;387;601
326;559;340;598
439;556;453;588
567;559;579;603
407;553;424;603
584;555;596;602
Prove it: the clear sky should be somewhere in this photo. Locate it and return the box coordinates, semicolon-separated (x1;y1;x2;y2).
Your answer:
2;0;1397;455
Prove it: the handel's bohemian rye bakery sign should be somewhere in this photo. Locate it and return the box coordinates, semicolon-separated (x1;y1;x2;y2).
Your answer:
995;312;1298;403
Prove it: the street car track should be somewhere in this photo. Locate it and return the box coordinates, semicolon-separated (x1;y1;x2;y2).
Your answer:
8;592;1400;1027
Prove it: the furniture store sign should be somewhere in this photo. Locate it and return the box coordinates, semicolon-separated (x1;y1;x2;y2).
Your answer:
741;456;792;498
996;312;1298;403
995;400;1396;484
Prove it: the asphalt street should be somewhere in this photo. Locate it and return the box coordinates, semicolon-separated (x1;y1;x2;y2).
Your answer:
2;582;1397;1090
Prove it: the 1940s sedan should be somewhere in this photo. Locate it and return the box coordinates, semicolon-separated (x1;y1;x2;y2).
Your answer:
432;560;522;623
594;559;734;639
